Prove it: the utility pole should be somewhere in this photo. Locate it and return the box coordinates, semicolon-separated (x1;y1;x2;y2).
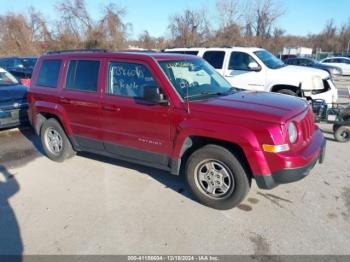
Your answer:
347;39;350;54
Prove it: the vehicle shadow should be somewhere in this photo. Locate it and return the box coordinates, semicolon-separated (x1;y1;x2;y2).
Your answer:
325;137;337;142
14;127;195;203
79;152;195;202
0;166;23;261
18;127;45;156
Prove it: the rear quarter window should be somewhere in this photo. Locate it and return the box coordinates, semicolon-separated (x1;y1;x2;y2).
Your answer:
66;60;100;92
37;60;62;88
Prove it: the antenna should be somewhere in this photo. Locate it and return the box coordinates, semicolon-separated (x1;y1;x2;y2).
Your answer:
186;83;191;114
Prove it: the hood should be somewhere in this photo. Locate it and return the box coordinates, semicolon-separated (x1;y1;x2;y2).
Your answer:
0;84;27;103
190;91;309;124
278;65;330;79
314;63;341;71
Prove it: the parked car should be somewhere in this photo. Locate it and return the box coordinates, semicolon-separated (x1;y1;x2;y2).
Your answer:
164;47;338;104
285;57;343;78
0;56;37;80
280;54;297;62
28;50;326;210
321;57;350;75
0;67;28;129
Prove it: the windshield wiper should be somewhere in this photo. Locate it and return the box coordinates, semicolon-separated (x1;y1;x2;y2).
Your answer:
185;87;236;99
219;87;237;95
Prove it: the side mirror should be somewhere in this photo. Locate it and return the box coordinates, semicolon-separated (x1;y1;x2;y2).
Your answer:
248;62;261;72
143;86;169;105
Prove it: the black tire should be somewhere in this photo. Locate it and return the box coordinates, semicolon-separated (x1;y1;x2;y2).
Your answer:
40;118;75;162
333;124;340;133
185;144;251;210
277;89;297;96
334;125;350;143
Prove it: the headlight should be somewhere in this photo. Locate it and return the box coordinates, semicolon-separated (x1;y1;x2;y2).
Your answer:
331;68;342;76
288;122;298;144
311;75;323;90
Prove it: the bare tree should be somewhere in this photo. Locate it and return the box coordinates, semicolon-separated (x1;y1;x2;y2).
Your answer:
137;30;155;49
212;0;243;46
53;1;131;50
245;0;284;41
168;8;210;47
339;20;350;52
216;0;243;28
98;3;132;49
56;0;92;37
0;13;38;55
28;7;52;43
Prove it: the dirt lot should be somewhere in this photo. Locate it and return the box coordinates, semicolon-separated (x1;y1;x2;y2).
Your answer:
0;80;349;255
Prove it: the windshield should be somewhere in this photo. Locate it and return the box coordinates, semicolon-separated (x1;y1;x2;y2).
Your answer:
159;59;235;100
254;50;285;69
0;69;19;86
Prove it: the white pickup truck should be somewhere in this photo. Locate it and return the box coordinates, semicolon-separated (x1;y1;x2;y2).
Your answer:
164;47;338;104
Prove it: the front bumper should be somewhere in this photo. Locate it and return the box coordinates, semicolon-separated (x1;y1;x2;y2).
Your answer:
303;78;338;104
255;139;326;190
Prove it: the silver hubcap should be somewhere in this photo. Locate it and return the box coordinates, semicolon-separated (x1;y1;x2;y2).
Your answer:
341;130;349;139
194;160;234;199
44;128;63;155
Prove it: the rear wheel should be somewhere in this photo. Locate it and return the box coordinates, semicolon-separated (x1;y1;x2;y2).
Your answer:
41;118;75;162
185;144;250;210
334;125;350;143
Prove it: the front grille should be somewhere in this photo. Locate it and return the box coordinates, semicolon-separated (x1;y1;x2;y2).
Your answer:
300;110;315;141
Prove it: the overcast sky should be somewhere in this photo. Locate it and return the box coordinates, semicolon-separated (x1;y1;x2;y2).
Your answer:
0;0;349;39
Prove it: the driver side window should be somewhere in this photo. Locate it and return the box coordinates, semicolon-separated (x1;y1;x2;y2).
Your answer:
229;52;256;71
108;62;160;99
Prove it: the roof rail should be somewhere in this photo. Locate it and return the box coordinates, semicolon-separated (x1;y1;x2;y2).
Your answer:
119;49;158;53
46;48;109;55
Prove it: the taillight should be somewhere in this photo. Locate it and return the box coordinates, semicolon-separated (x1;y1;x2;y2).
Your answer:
20;78;31;87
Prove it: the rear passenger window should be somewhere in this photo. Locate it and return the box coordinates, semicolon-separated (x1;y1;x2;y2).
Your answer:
37;60;62;88
66;60;100;92
108;62;159;99
203;51;225;69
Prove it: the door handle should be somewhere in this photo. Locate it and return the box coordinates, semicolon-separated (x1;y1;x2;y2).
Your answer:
103;105;120;112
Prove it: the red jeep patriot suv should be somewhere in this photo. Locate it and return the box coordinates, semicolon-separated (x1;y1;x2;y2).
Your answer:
28;50;326;210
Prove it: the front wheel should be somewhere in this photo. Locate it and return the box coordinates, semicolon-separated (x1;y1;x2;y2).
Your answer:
334;125;350;143
185;145;251;210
